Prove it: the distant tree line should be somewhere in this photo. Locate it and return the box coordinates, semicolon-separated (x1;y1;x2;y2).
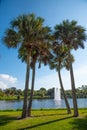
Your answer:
0;85;87;100
65;85;87;98
0;87;54;100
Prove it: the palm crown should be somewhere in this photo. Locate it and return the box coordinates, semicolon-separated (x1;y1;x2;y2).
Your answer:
54;20;86;50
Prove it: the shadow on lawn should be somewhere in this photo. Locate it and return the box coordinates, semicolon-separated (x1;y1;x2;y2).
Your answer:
0;115;16;126
70;117;87;130
18;116;72;130
34;113;68;117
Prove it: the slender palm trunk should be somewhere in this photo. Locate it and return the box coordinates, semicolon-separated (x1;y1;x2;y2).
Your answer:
21;54;30;118
58;69;71;114
27;63;36;117
69;50;79;117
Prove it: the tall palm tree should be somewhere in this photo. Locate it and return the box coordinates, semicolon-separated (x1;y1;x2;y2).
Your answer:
3;13;51;118
54;20;86;117
27;46;38;117
16;17;52;118
18;44;38;117
49;42;71;114
27;27;52;117
18;45;31;118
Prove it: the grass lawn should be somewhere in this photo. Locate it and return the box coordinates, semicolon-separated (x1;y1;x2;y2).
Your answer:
0;109;87;130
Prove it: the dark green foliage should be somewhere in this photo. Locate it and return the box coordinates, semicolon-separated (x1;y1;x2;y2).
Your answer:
1;85;87;100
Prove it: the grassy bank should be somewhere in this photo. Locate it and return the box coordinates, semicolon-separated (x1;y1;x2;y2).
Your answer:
0;96;53;100
0;96;23;100
0;109;87;130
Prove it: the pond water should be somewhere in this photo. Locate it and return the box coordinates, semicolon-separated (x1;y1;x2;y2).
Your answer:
0;98;87;110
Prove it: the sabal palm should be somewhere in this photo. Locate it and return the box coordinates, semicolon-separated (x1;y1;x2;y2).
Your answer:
49;42;72;114
3;13;51;118
27;27;52;117
28;38;53;118
18;45;38;117
54;20;86;117
27;46;38;117
18;21;52;117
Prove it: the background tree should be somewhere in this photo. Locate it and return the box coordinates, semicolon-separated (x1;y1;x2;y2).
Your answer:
47;88;54;98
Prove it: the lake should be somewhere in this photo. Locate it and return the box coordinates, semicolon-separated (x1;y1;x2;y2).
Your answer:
0;98;87;110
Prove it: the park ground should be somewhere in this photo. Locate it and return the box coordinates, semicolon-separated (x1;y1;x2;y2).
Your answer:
0;108;87;130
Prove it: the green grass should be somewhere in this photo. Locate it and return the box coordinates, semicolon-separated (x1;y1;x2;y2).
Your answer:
0;95;52;100
0;109;87;130
0;96;24;100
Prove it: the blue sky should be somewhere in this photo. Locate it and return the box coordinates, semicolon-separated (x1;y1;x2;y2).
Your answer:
0;0;87;90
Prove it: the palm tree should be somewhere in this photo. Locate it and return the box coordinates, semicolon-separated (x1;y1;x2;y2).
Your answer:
3;13;51;118
54;20;86;117
18;44;38;117
49;42;71;114
18;45;31;118
27;47;37;117
17;19;52;117
27;27;52;117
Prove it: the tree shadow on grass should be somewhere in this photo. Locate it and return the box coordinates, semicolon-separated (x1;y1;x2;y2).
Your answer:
18;116;73;130
70;117;87;130
33;113;69;118
0;115;17;126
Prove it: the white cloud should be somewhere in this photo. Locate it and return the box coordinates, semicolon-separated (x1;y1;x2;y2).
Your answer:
0;74;17;89
0;81;7;89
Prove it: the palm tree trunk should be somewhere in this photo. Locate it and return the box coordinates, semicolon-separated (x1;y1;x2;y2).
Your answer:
58;69;71;114
69;50;79;117
21;54;30;118
27;63;36;117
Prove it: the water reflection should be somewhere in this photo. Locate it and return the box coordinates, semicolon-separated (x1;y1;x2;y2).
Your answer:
0;100;23;110
54;100;61;108
0;98;87;110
